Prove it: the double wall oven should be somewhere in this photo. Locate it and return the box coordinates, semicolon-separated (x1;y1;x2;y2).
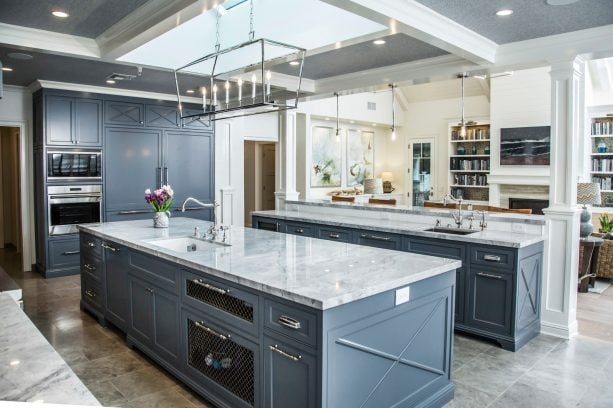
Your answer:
46;150;103;235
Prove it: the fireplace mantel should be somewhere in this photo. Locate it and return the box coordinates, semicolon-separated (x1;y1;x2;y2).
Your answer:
488;174;550;186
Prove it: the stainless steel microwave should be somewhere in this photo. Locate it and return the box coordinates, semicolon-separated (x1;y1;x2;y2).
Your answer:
47;149;102;181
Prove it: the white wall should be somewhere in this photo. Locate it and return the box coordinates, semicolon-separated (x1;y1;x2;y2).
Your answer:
402;95;490;201
0;85;33;270
490;67;551;179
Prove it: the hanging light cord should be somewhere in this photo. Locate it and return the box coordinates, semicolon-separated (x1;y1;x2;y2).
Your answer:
390;84;395;131
460;73;465;126
335;92;340;136
214;7;222;52
249;0;255;40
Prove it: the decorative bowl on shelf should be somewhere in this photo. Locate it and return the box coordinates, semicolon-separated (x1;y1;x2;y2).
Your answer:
597;141;608;153
457;146;465;155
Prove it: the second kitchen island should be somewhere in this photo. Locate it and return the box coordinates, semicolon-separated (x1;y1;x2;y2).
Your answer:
78;218;460;408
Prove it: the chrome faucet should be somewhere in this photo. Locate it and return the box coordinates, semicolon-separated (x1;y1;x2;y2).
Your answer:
181;197;231;245
443;193;464;228
474;210;488;231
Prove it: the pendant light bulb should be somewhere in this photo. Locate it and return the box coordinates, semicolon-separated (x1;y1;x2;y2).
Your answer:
335;92;341;142
460;125;466;138
391;127;397;141
389;83;396;141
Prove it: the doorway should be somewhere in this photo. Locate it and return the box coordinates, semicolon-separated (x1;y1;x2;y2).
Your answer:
0;126;22;253
244;141;277;226
408;138;435;206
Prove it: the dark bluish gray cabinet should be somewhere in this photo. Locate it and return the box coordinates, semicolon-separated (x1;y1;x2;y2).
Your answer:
252;215;544;351
45;95;102;146
128;275;181;367
104;127;163;213
103;241;129;331
104;100;144;126
146;105;179;128
263;334;317;408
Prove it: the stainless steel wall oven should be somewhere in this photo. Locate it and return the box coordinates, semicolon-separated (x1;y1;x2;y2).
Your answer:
48;185;102;235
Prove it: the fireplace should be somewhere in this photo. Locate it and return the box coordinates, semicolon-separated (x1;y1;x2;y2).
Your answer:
509;198;549;215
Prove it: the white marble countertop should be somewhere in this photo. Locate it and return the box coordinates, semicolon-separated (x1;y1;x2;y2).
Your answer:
78;218;460;310
252;210;545;249
287;199;547;226
0;294;99;406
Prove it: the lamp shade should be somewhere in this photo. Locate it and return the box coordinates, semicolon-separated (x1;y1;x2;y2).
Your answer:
577;183;601;206
381;172;394;182
364;178;383;194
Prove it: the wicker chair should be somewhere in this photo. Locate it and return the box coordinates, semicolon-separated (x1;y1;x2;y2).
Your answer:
592;234;613;279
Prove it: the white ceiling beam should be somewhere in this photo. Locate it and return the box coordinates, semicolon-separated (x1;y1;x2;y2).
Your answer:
0;22;100;58
97;0;223;60
319;0;497;65
313;54;480;97
495;25;613;70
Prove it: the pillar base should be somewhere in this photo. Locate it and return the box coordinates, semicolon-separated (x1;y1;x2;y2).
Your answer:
274;191;300;210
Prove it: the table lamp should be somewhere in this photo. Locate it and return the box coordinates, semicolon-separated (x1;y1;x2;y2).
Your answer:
577;182;601;238
381;171;395;193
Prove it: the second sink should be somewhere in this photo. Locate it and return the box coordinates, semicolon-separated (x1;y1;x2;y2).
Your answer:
146;236;221;253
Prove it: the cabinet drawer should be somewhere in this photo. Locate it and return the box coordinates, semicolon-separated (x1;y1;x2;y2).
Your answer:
81;251;103;281
253;217;284;232
354;230;401;250
264;298;318;347
81;274;103;311
470;245;515;270
182;270;259;337
285;222;316;237
128;250;180;292
48;238;81;270
403;236;465;260
80;233;102;258
317;225;352;243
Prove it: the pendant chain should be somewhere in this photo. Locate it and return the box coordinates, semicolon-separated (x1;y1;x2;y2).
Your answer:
249;0;255;40
215;8;221;52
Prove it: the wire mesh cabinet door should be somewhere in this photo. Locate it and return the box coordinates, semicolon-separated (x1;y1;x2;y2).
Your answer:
182;308;260;408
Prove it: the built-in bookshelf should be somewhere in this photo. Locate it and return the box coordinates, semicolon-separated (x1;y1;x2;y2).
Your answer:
590;115;613;200
448;123;491;203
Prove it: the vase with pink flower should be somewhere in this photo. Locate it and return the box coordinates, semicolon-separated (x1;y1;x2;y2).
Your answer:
145;185;174;228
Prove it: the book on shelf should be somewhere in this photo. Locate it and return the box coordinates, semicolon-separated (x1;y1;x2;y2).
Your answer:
592;158;613;172
593;175;613;191
592;120;613;136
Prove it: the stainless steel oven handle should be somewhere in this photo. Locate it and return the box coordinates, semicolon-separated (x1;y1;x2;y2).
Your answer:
49;194;102;199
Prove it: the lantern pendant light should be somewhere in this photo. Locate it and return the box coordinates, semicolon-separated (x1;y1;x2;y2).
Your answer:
459;73;467;139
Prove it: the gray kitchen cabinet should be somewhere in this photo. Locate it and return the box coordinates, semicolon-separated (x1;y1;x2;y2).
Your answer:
47;236;81;276
467;267;513;336
353;230;401;250
285;221;316;237
104;127;163;212
164;130;214;210
263;333;317;408
102;241;129;332
316;225;352;243
181;108;213;130
404;237;467;324
45;95;102;146
105;100;144;126
146;105;179;128
128;275;181;367
253;217;284;232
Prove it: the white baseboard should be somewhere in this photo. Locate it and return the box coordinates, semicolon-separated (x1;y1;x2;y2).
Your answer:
541;319;578;339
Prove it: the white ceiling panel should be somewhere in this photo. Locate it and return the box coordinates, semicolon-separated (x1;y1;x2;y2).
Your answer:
118;0;386;70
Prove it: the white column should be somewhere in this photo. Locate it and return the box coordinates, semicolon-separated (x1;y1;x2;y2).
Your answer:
275;111;300;209
215;121;236;226
541;57;585;339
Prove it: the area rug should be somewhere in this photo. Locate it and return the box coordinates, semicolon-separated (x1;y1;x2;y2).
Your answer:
588;279;612;294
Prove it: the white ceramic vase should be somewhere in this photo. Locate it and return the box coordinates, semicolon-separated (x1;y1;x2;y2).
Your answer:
153;211;170;228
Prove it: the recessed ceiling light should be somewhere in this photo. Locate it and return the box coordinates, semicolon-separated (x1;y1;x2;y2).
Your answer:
325;117;330;121
2;67;13;72
52;10;69;18
186;89;195;94
373;39;386;45
106;79;116;84
496;9;513;16
372;123;377;126
8;52;33;60
546;0;580;5
289;61;300;66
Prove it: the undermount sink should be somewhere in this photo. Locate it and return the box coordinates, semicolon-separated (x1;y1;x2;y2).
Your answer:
146;236;223;253
424;227;478;236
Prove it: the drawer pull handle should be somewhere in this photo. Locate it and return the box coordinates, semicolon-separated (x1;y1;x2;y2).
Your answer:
483;255;502;262
295;228;304;234
329;233;340;239
194;321;230;341
192;279;230;295
101;244;119;252
477;272;503;280
270;344;302;362
360;234;390;241
84;263;96;271
62;250;80;256
84;290;96;298
87;242;96;248
278;315;301;330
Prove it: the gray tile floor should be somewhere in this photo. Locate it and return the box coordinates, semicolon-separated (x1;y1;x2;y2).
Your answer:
2;246;613;408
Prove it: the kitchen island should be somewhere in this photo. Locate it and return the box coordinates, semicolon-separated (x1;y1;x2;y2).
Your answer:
78;218;460;408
